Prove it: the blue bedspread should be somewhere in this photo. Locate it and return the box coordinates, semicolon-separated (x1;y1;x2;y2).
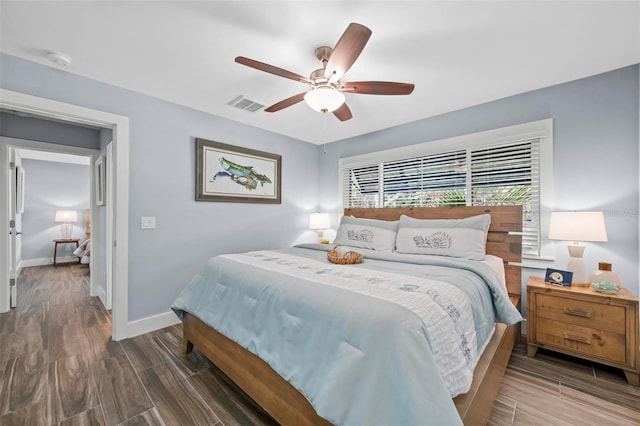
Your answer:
172;244;522;425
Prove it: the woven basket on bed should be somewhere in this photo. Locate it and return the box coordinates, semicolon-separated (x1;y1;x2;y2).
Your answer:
327;247;363;265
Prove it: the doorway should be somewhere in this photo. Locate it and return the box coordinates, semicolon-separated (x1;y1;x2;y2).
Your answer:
0;88;130;340
7;145;96;302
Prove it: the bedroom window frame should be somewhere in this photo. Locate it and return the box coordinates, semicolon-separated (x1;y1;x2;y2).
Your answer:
338;119;554;266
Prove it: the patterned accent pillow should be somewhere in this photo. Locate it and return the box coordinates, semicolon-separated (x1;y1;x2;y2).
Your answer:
395;214;491;260
333;216;399;252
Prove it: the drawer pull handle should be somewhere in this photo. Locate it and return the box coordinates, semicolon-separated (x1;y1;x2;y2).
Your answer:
563;333;592;345
563;308;591;318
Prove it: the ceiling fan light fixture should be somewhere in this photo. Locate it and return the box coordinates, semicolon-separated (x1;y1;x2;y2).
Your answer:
304;86;345;113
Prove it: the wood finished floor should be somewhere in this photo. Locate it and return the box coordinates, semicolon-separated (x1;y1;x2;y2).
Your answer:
1;264;638;425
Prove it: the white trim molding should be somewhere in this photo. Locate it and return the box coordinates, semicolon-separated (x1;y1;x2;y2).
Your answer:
127;311;181;339
96;285;107;308
20;257;78;268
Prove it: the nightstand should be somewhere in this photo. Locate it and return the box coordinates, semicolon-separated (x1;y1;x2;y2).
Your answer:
527;276;639;386
53;239;80;266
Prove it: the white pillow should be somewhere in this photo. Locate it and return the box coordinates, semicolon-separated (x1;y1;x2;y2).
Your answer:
333;216;398;252
395;214;491;260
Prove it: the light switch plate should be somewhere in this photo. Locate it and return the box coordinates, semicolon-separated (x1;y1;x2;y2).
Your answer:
141;216;156;229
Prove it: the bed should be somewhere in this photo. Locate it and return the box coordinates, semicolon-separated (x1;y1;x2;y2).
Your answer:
172;206;523;425
73;209;91;265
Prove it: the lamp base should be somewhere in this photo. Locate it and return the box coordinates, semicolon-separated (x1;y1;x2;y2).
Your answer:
566;243;588;285
60;223;73;239
316;229;324;244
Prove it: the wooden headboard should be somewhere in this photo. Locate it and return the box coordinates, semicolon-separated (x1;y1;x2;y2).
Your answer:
344;205;523;296
84;209;91;240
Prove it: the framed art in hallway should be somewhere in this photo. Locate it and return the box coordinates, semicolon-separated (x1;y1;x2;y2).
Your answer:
95;156;105;206
195;138;281;204
16;165;25;213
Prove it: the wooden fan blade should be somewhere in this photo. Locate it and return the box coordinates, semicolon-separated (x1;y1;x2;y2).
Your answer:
340;81;415;95
235;56;312;85
324;23;372;80
264;92;307;112
333;103;353;121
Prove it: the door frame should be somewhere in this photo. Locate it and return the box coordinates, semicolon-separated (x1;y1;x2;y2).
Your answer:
105;141;114;310
3;141;99;291
8;147;17;308
0;88;130;340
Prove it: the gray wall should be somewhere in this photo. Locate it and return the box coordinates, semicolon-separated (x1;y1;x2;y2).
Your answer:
21;159;90;260
0;112;101;149
319;65;640;301
1;53;320;321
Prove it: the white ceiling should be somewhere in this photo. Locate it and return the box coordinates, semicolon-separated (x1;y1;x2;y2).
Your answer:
1;1;638;145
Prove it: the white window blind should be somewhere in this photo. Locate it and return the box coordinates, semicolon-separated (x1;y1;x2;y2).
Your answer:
342;138;542;257
382;150;467;207
469;139;541;256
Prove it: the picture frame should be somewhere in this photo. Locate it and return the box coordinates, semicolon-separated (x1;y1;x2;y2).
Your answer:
16;165;25;214
544;267;573;287
195;138;281;204
95;156;105;206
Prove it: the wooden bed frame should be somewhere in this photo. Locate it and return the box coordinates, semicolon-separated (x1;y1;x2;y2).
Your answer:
183;206;523;425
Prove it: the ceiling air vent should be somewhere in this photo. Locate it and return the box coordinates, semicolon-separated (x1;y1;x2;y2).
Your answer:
228;95;265;113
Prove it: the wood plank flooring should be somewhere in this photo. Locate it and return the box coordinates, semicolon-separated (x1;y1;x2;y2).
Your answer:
1;264;638;425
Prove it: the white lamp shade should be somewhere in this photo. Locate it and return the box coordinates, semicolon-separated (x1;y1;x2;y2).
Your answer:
304;87;345;112
54;210;78;223
548;211;608;242
309;213;331;230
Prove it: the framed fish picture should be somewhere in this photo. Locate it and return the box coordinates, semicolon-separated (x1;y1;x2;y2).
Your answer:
195;138;281;203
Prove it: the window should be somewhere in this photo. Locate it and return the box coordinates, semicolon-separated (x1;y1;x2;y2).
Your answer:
339;120;553;260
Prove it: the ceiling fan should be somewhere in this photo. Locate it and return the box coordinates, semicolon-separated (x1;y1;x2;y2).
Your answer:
235;22;415;122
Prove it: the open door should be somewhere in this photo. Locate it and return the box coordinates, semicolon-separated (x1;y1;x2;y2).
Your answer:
105;141;114;309
8;148;19;308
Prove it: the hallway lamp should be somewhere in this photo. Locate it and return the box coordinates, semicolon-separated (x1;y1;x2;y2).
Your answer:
55;210;78;240
548;211;608;285
309;213;331;243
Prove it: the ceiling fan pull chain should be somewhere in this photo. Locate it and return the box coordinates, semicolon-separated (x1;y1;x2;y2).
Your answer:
323;109;328;134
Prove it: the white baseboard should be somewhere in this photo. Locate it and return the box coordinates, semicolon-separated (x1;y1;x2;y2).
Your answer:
125;311;181;339
96;285;107;307
19;256;80;268
19;257;53;267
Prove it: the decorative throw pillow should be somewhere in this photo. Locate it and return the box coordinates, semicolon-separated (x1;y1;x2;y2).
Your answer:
333;216;399;252
395;214;491;260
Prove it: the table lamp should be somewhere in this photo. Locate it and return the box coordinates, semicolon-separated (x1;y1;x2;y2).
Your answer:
548;211;608;285
309;213;331;243
54;210;78;239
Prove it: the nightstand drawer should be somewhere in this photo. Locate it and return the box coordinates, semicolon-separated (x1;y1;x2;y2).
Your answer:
536;318;626;363
535;293;626;334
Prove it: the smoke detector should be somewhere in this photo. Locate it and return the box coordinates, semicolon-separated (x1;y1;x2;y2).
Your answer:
47;51;72;66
